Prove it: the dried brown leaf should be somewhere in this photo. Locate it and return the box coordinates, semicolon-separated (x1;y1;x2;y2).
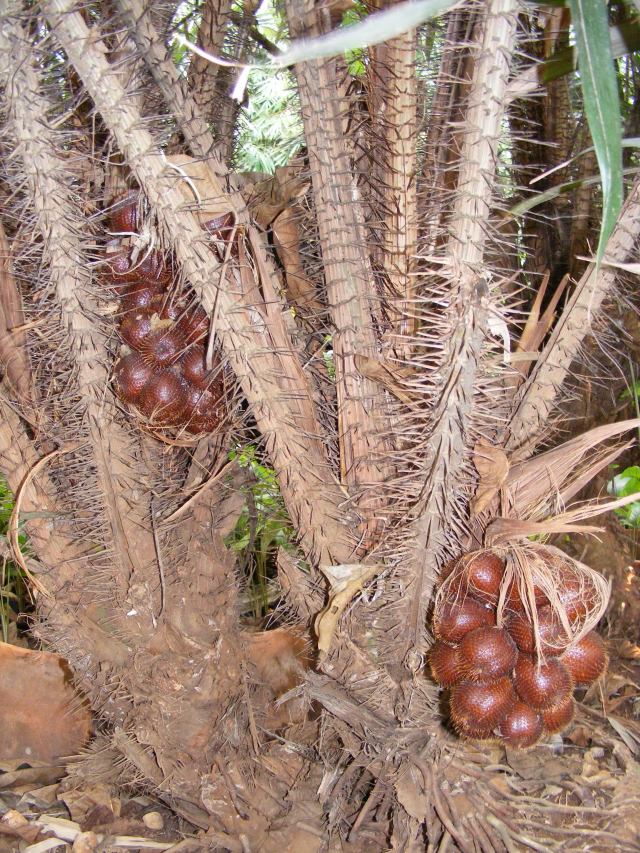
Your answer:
0;642;91;764
271;206;323;312
0;810;41;844
486;517;603;542
242;165;309;229
315;564;381;656
508;174;640;452
513;272;569;382
505;743;581;780
470;440;509;515
490;484;640;545
607;716;640;756
395;766;428;821
58;784;118;826
506;417;640;521
354;354;416;404
618;639;640;660
167;154;232;226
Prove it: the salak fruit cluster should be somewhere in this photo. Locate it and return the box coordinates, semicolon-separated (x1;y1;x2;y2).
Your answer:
429;551;607;748
104;192;226;434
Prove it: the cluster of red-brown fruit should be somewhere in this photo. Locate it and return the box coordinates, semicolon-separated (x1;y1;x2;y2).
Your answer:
103;192;227;435
429;551;607;748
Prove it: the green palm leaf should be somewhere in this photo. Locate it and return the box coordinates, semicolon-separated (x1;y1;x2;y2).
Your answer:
568;0;623;265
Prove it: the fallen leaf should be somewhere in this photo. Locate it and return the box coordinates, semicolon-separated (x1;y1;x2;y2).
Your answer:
72;831;99;853
607;716;640;756
505;746;580;780
395;765;428;820
315;564;382;655
0;809;41;845
271;206;323;313
471;440;509;515
0;642;91;764
17;783;61;809
58;784;119;827
0;762;65;791
354;354;416;404
166;155;232;227
512;271;569;382
618;639;640;660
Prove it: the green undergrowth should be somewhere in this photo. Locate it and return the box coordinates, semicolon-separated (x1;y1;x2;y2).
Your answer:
608;464;640;529
226;446;295;620
606;378;640;529
0;476;29;643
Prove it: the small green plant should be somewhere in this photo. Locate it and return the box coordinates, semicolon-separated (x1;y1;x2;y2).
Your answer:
608;465;640;528
226;446;294;618
607;372;640;529
0;476;28;643
620;380;640;405
322;335;335;380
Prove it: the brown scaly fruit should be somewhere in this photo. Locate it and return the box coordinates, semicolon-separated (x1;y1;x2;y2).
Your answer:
203;212;238;259
433;597;495;644
105;250;172;289
560;632;607;685
514;655;574;711
138;371;188;425
555;567;599;622
180;304;209;346
457;627;518;683
498;699;543;748
203;212;235;239
119;308;154;351
181;345;213;390
541;694;575;734
102;250;136;293
504;579;549;613
429;641;462;687
140;327;187;368
450;677;515;738
131;251;172;286
463;552;505;606
152;295;184;324
121;280;166;313
108;190;140;234
113;352;153;403
182;383;225;434
506;606;570;656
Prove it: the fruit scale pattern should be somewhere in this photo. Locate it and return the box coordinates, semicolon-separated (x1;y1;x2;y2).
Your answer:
429;551;607;748
104;191;229;435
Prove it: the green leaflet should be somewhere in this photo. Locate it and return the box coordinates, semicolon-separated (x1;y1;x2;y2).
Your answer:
181;0;459;71
272;0;457;67
508;164;637;218
568;0;623;265
608;465;640;528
